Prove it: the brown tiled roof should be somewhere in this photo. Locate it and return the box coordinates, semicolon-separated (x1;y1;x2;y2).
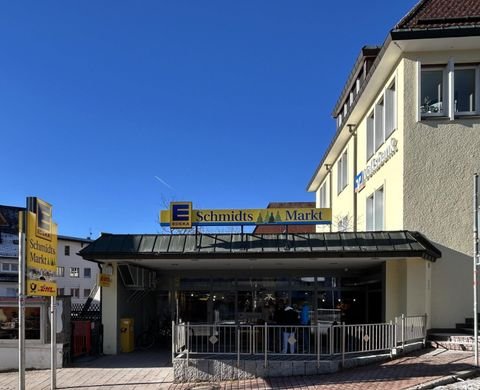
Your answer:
396;0;480;30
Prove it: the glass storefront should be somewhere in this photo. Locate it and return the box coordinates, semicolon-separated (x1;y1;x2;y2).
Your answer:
176;273;381;325
0;306;41;340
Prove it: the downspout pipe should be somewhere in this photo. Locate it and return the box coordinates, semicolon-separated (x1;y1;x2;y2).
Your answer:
325;164;333;233
348;124;358;232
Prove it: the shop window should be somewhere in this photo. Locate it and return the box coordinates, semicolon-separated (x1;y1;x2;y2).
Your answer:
0;306;41;340
337;149;348;194
454;67;477;114
56;266;65;277
64;245;70;256
84;268;91;279
366;187;384;231
420;68;446;116
70;267;80;278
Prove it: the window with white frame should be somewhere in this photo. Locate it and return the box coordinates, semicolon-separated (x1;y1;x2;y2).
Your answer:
385;81;396;138
420;67;447;116
319;183;328;208
56;266;65;277
420;63;480;118
454;67;477;114
337;149;348;194
1;263;18;273
366;79;397;160
69;267;80;278
366;187;384;231
374;100;384;151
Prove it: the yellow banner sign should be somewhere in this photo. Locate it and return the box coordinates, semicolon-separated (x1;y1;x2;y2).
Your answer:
160;202;332;228
98;273;112;287
26;280;57;296
26;205;58;297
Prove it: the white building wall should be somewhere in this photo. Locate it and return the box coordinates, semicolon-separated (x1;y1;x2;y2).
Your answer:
402;52;480;328
57;237;99;305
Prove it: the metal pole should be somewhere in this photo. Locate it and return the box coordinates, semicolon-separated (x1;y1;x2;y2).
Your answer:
236;326;240;368
474;174;479;366
50;296;57;390
264;323;267;368
171;321;175;363
18;211;26;390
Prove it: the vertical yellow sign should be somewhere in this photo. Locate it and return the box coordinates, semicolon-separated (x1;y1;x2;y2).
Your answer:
25;202;58;296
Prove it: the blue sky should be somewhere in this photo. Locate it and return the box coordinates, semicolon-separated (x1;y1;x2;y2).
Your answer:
0;1;417;237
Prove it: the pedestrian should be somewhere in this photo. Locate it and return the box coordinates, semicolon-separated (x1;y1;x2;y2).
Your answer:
280;305;299;353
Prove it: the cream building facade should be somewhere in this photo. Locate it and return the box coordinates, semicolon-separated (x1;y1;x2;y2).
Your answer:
308;0;480;329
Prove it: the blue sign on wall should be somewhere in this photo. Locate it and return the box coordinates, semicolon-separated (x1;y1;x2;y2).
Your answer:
354;171;365;193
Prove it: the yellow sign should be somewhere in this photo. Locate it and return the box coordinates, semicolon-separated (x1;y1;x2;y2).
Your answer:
26;203;58;297
160;203;332;228
27;280;57;296
98;273;112;287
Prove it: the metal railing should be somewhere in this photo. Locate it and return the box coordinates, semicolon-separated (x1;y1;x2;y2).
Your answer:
172;314;427;366
395;314;427;347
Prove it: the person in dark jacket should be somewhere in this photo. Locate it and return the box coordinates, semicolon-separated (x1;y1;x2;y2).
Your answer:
280;306;299;353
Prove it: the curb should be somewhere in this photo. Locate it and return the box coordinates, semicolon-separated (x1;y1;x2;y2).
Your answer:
407;368;480;389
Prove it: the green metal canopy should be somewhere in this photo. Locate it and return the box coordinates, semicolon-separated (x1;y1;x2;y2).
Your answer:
79;231;441;262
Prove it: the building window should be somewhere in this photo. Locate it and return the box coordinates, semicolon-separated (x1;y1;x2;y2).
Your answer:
385;81;396;138
374;100;384;151
64;245;70;256
70;267;80;278
366;187;384;231
337;149;348;194
455;67;477;114
84;268;91;278
84;289;91;298
70;288;80;298
1;263;17;273
367;79;396;160
420;68;446;116
56;266;65;277
57;288;64;296
319;183;327;208
5;288;17;297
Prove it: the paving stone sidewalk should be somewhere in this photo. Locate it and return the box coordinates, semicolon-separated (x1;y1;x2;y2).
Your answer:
0;348;476;390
